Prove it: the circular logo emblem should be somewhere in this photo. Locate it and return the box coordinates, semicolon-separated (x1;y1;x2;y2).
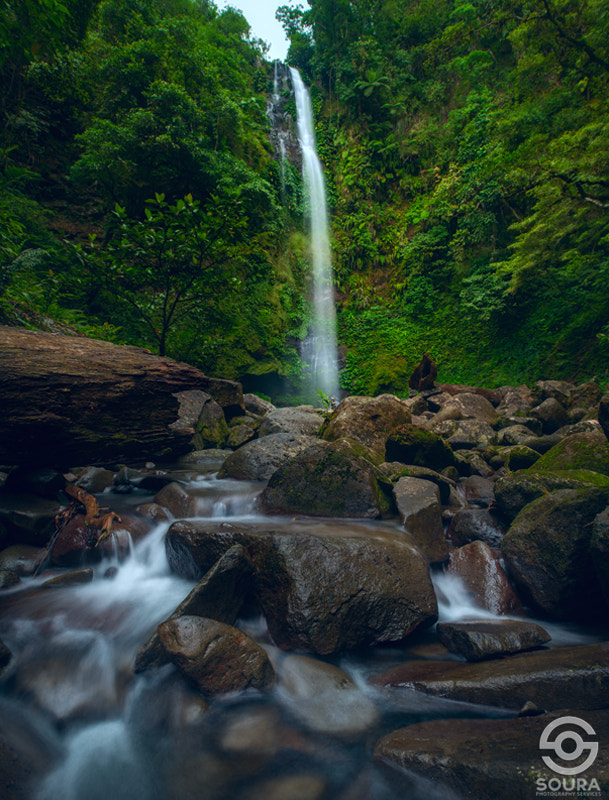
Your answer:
539;716;599;776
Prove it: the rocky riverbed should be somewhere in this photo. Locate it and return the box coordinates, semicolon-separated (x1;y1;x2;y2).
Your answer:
0;336;608;799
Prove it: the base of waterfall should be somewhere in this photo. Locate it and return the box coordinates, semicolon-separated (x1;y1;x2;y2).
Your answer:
1;366;609;799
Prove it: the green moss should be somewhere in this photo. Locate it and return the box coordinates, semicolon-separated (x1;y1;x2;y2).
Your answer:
528;433;609;476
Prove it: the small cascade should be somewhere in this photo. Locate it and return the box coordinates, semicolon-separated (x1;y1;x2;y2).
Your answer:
289;66;340;403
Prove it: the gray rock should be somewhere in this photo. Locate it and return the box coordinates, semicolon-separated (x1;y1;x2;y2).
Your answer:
217;433;317;481
530;397;570;433
258;406;323;437
243;393;275;417
154;482;198;518
436;618;551;661
393;477;447;562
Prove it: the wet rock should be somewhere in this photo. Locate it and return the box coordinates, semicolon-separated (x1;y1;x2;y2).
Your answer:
217;432;316;481
220;706;281;760
4;467;66;499
254;529;437;654
154;482;198;518
260;439;391;519
374;710;609;800
135;502;170;523
385;424;456;471
501;486;609;619
0;569;19;589
165;521;438;655
446;540;522;615
393;477;448;562
274;653;379;737
134;544;253;672
258;405;323;437
530;429;609;475
493;469;609;521
0;544;44;576
320;394;412;459
50;515;99;566
243;773;328;800
0;491;61;546
446;508;508;549
530;397;570;433
158;616;275;695
41;568;94;587
436;619;551;661
74;466;117;494
369;641;609;709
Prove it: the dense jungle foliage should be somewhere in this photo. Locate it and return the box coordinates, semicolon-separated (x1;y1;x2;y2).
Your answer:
2;0;609;400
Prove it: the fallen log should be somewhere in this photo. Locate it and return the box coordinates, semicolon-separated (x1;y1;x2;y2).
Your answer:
0;326;243;467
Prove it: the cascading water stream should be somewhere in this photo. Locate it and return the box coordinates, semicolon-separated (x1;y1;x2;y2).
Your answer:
289;67;340;403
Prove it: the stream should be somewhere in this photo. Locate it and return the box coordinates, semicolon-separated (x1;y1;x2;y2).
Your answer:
0;461;600;800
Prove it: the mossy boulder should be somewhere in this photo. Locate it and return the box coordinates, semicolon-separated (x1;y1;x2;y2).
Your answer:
501;486;609;620
493;469;609;520
320;394;412;460
260;439;392;519
529;429;609;475
385;424;456;471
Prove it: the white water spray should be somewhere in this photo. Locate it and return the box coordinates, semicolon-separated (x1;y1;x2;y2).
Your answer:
289;67;339;402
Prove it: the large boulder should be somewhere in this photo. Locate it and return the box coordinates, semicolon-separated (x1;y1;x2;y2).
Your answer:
369;641;609;709
529;397;570;433
590;507;609;608
446;508;508;549
0;327;243;466
259;439;391;519
165;521;438;655
158;616;275;695
320;394;412;459
392;477;448;562
501;487;609;619
493;469;609;521
374;710;609;800
530;429;609;475
217;433;317;482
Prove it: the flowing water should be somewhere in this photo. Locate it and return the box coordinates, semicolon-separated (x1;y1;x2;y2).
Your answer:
0;470;598;799
289;67;340;403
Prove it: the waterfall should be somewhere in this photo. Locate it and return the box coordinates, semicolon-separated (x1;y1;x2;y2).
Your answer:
289;67;340;404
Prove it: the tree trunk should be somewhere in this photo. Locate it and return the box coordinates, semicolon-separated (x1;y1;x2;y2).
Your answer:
0;326;243;467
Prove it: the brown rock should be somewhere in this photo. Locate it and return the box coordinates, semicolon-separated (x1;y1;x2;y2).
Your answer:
369;641;609;709
157;616;275;695
374;710;609;800
409;353;437;392
436;618;551;661
134;544;253;672
320;394;412;459
447;540;522;615
0;326;243;466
